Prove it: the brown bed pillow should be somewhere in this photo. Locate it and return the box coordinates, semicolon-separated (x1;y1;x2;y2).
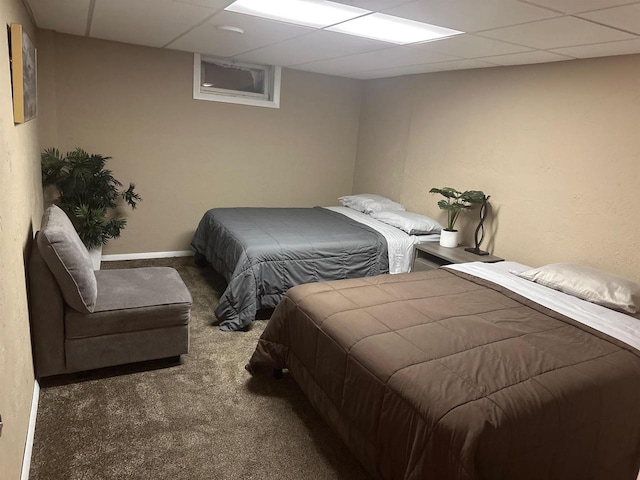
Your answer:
37;205;97;313
515;263;640;314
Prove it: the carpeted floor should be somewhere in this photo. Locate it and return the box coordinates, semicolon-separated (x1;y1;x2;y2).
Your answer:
29;257;371;480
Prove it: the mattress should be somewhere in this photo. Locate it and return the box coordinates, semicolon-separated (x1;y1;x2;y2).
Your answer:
448;262;640;351
323;206;440;274
190;207;388;331
248;262;640;479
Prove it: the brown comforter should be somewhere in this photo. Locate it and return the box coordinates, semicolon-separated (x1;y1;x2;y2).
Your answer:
248;268;640;480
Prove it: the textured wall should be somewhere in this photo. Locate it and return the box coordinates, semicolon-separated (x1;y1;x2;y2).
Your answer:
353;55;640;284
39;33;362;254
0;1;44;478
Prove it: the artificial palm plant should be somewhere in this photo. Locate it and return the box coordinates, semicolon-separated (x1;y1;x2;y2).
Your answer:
429;187;485;231
41;147;141;249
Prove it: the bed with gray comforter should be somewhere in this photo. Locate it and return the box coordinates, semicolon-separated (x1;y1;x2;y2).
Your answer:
190;207;388;331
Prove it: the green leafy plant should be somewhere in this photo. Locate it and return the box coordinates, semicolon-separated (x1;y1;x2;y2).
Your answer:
41;147;142;249
429;187;485;231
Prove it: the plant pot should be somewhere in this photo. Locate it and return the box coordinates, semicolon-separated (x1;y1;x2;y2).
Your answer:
89;245;102;270
439;229;459;248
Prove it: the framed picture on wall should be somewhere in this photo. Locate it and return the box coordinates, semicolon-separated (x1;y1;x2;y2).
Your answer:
9;23;37;124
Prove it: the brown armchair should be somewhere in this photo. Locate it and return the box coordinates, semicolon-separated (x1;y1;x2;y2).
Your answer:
28;205;191;378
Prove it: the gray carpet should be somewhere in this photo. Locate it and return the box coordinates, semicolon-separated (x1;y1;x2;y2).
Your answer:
29;257;371;480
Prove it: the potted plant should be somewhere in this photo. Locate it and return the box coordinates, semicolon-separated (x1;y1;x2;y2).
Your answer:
429;187;485;248
41;147;141;268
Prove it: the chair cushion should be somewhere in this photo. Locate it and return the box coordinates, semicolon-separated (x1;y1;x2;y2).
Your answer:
65;267;192;338
37;205;97;313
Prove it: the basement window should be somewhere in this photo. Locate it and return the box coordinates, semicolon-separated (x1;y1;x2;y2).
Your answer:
193;54;281;108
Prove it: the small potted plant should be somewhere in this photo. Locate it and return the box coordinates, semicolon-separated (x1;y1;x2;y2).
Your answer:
429;187;485;248
41;147;141;268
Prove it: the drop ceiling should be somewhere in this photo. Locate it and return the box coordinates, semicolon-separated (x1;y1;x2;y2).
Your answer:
25;0;640;79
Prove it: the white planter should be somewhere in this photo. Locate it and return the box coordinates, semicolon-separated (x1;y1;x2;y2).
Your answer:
89;245;102;270
439;230;459;248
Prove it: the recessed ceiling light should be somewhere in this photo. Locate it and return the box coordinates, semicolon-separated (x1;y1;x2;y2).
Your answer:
225;0;369;29
327;13;463;44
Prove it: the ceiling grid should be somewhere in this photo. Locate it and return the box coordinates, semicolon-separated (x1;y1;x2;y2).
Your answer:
25;0;640;79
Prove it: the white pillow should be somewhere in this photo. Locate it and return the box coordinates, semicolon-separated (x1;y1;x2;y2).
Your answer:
338;194;405;214
370;210;442;235
514;263;640;314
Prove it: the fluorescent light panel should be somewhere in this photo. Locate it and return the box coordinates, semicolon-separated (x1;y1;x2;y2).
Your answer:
225;0;369;29
328;13;463;44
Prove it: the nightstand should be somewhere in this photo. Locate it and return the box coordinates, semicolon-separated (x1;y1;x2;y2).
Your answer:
412;243;503;271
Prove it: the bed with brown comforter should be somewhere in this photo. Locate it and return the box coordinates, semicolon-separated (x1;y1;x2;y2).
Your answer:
248;266;640;480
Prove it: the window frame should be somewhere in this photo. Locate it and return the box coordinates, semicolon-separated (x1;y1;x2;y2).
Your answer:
193;54;281;109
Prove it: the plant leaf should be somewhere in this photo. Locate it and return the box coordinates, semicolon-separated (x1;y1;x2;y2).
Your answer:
40;147;142;248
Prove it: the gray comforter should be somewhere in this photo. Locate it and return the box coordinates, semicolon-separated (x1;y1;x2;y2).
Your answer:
190;207;388;331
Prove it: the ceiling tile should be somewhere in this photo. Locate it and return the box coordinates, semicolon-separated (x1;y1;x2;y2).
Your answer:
331;0;413;10
480;50;574;66
27;0;90;36
294;60;365;77
171;0;233;8
346;58;495;79
417;58;499;71
479;16;637;49
413;34;533;58
523;0;637;14
91;0;216;48
295;45;458;75
233;29;390;66
578;4;640;35
383;0;559;33
551;38;640;58
168;11;312;57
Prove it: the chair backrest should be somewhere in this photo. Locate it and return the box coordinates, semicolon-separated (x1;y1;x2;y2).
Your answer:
28;233;67;378
37;205;97;313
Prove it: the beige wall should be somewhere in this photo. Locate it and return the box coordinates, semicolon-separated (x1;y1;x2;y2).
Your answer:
39;34;362;254
2;17;637;478
0;1;45;478
353;56;640;284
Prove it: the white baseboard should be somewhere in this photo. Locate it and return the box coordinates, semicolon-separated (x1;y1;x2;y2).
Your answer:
101;250;195;262
21;380;40;480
